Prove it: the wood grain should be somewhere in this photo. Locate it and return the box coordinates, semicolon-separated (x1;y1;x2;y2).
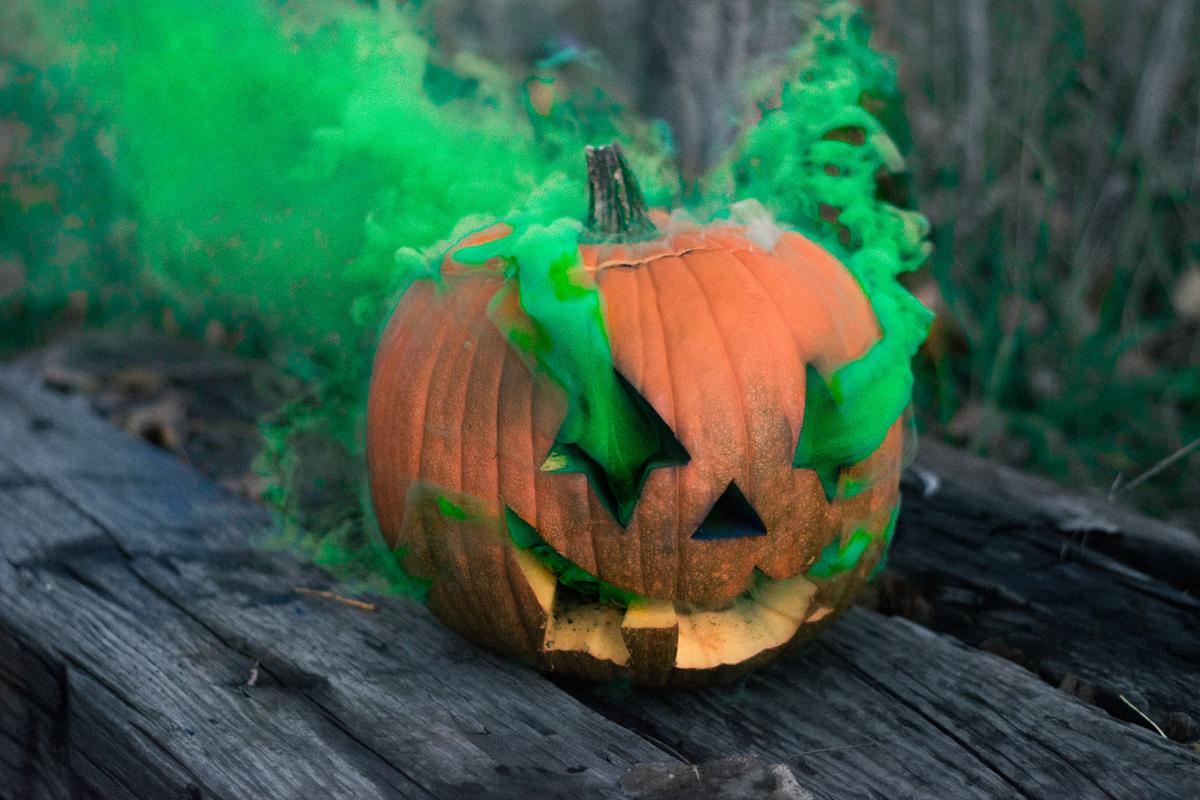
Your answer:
887;452;1200;745
2;366;1198;799
0;370;672;800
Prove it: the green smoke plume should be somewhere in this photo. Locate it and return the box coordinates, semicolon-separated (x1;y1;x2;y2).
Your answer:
729;4;933;498
1;0;674;591
2;0;930;596
453;217;687;528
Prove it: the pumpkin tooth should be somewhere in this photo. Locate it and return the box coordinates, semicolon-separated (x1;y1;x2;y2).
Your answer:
673;574;816;671
505;548;556;669
543;604;630;672
511;547;557;615
621;599;679;686
518;545;631;672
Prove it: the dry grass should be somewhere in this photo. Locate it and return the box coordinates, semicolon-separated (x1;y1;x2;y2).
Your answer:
866;0;1200;529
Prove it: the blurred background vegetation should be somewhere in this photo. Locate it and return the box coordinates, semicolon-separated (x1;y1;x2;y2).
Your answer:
2;0;1198;533
430;0;1200;530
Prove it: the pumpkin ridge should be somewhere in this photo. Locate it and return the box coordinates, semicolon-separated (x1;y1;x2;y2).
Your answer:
437;317;494;637
627;264;649;595
475;331;523;623
676;255;768;594
720;246;815;573
584;452;604;589
381;285;456;559
629;263;677;597
426;490;486;648
724;247;810;442
489;337;533;645
429;291;482;491
455;316;489;501
525;349;544;551
628;260;676;597
496;346;537;541
728;244;830;367
681;251;756;534
641;258;685;601
492;341;511;515
500;545;541;657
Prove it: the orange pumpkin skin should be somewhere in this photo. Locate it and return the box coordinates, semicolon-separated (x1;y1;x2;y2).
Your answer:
367;211;903;685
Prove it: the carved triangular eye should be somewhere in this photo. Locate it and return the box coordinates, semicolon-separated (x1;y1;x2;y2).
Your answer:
542;370;689;527
794;364;848;502
692;482;767;541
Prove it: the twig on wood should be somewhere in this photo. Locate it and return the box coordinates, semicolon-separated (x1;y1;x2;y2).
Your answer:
635;730;693;765
1109;436;1200;500
295;587;378;613
1119;694;1167;739
785;739;883;762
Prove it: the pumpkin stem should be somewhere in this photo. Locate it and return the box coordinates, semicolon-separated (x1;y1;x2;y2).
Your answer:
585;143;657;241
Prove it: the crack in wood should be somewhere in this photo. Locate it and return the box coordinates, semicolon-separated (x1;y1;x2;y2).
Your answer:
823;644;1042;800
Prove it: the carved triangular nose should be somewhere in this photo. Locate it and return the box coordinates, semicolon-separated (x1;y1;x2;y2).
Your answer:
691;482;768;540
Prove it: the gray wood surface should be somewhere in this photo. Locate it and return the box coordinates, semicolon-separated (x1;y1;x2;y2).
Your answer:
2;366;1198;799
0;370;672;800
913;438;1200;594
888;450;1200;745
572;609;1199;800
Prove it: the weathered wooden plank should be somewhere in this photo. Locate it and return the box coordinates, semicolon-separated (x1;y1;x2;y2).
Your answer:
24;331;1200;742
564;452;1200;796
568;607;1199;799
3;364;1199;799
913;439;1200;594
0;370;675;799
0;634;71;800
887;460;1200;744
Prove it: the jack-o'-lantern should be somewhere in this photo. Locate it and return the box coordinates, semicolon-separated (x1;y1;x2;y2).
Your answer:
367;144;923;685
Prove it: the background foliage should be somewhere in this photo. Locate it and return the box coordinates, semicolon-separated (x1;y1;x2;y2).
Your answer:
2;0;1197;549
437;0;1200;529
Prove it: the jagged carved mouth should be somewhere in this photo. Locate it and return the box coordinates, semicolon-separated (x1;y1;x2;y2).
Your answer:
503;506;842;679
415;487;893;683
511;544;832;677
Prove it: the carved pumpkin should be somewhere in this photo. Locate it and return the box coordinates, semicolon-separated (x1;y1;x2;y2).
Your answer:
368;144;915;684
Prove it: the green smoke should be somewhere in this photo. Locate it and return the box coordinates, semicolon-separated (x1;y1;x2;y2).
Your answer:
3;0;931;596
11;0;671;347
2;0;673;591
453;217;687;527
729;4;934;498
